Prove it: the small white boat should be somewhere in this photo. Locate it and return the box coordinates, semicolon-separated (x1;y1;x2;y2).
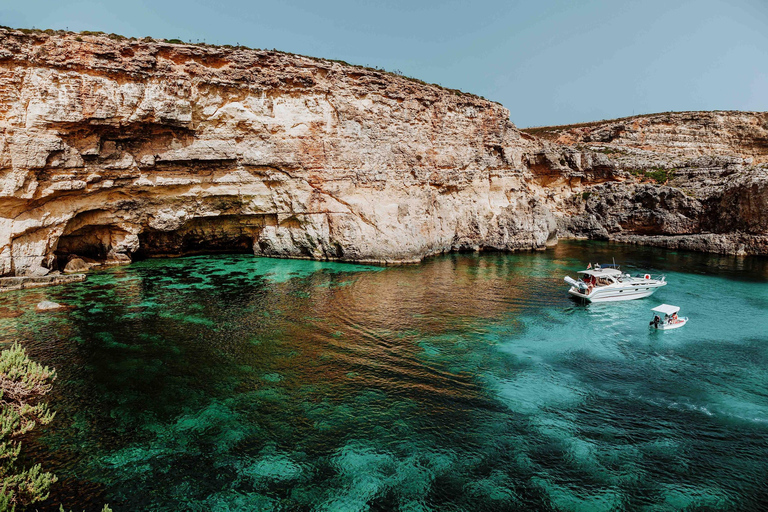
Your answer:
564;263;667;302
650;304;688;330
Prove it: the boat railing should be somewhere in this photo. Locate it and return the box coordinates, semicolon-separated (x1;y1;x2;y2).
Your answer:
632;273;666;281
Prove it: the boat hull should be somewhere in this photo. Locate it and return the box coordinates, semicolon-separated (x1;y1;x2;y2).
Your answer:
567;282;666;303
652;317;688;330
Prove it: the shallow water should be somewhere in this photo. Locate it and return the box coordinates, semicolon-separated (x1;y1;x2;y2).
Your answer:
2;241;768;511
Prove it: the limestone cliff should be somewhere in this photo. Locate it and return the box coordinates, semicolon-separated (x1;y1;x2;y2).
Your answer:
524;111;768;256
1;30;767;278
0;29;557;276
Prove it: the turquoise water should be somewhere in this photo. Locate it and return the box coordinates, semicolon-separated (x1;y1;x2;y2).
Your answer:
1;241;768;511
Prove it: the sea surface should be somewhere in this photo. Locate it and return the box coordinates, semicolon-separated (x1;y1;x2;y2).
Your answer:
1;241;768;511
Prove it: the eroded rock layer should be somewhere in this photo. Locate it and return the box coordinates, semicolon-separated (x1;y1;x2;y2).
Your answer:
1;30;767;277
0;29;558;276
524;111;768;256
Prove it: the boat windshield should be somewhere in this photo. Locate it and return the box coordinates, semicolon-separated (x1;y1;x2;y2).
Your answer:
582;274;614;287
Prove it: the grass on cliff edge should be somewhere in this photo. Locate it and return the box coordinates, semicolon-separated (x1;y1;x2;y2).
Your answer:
629;167;675;184
521;112;681;136
520;110;753;138
0;26;496;104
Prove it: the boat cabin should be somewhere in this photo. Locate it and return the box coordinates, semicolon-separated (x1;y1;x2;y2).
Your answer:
577;267;622;288
650;304;683;328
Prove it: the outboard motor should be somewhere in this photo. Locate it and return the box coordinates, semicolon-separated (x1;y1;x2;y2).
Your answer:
564;276;588;291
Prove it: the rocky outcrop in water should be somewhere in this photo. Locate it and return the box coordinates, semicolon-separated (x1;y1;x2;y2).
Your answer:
0;273;85;292
525;111;768;256
1;29;766;277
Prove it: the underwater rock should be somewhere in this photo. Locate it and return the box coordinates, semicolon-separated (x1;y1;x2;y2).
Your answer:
36;300;67;312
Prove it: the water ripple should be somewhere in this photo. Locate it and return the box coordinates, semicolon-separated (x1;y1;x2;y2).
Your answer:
2;244;767;510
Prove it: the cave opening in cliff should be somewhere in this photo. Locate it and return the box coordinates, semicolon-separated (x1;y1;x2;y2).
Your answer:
55;225;132;269
134;215;275;259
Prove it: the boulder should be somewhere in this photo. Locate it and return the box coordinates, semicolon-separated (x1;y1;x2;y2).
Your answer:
23;266;51;277
36;300;67;312
64;256;96;273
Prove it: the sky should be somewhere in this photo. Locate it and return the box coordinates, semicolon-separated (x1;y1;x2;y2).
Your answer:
2;0;766;127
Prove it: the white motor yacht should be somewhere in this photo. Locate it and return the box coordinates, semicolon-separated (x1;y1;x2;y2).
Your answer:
564;263;666;302
650;304;688;330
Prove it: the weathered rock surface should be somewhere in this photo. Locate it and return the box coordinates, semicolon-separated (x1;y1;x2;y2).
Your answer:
0;29;561;276
0;272;86;292
528;111;768;163
36;300;66;311
63;255;100;273
524;111;768;256
0;30;766;276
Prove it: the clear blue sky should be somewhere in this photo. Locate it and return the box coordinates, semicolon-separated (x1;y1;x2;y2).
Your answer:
2;0;766;127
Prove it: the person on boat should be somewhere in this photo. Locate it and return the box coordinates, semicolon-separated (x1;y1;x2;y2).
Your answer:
651;315;660;328
671;312;678;323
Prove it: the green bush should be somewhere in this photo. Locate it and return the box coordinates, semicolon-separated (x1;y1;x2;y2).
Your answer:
0;343;57;510
60;505;112;512
0;344;113;511
644;168;674;183
628;167;674;184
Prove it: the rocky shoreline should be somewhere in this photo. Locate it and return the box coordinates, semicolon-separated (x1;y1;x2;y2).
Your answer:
0;273;86;292
533;112;768;257
606;233;768;256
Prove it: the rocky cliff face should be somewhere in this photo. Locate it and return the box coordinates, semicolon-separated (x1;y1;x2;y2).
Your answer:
529;111;768;162
0;29;560;276
1;30;766;277
524;111;768;256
